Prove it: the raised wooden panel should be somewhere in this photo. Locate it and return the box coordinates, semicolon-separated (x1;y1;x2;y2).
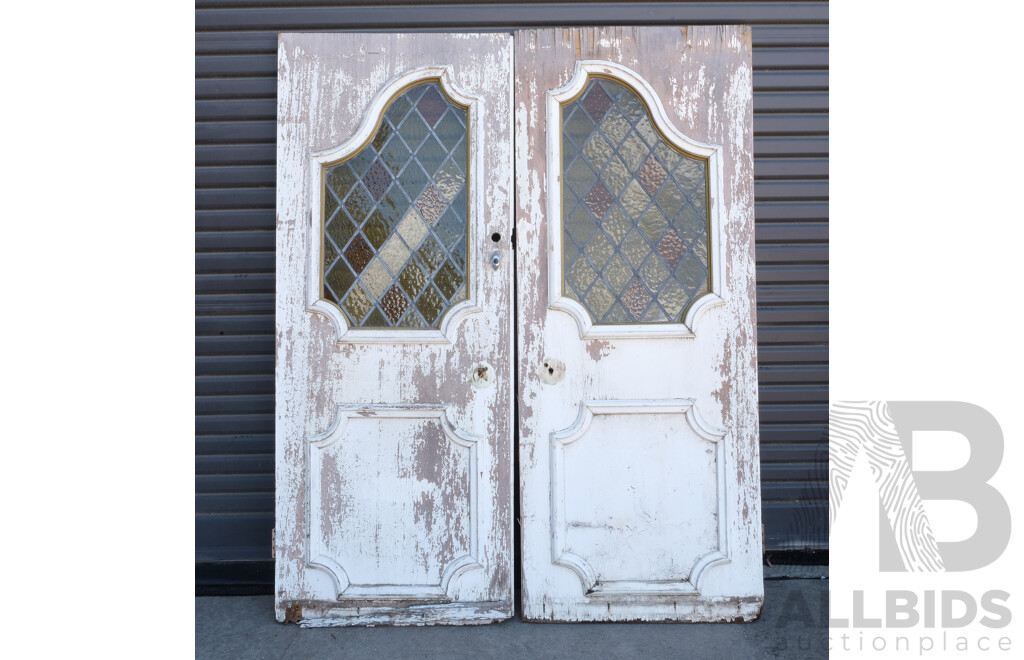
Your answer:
550;401;727;596
307;407;480;600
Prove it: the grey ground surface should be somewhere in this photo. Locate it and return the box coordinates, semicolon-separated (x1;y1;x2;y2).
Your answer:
196;574;828;659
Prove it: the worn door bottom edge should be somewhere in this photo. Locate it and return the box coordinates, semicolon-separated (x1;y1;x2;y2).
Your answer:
289;601;513;627
521;596;763;624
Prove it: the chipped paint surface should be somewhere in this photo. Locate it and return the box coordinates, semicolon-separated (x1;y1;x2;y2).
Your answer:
275;33;514;625
515;26;763;622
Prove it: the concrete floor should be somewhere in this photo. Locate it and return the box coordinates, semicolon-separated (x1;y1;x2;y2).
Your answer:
196;573;828;659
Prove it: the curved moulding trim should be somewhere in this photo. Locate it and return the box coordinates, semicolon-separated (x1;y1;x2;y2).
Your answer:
546;60;726;340
549;399;731;597
306;404;483;600
306;65;484;345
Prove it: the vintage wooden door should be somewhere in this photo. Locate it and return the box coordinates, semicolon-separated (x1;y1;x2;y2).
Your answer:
276;26;761;626
514;27;764;622
274;33;515;625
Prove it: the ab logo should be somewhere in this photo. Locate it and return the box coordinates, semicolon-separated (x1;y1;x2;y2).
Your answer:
830;401;1010;572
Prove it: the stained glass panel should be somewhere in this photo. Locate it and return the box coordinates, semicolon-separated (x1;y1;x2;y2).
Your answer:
322;81;469;329
561;78;710;324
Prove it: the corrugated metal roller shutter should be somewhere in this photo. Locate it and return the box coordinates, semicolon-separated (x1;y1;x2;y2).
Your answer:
196;1;828;589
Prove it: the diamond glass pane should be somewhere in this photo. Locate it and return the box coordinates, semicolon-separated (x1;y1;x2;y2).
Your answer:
322;81;469;329
561;78;711;324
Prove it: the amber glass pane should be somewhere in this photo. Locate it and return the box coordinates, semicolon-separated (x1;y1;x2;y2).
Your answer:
562;78;710;324
322;81;469;329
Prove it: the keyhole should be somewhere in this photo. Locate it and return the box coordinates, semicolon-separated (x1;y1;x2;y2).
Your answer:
491;232;501;242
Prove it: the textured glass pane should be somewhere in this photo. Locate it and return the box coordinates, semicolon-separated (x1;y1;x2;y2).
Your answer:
560;77;711;324
321;80;470;329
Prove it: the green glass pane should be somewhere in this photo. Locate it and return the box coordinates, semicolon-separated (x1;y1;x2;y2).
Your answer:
601;206;631;245
655;185;686;221
364;307;389;327
398;261;428;299
582;133;614;170
605;302;631;323
566;256;598;294
565;157;597;199
433;111;465;152
416;234;446;274
376;187;409;227
601;156;631;196
564;107;596;147
397;308;428;329
372;120;393;152
342;284;374;324
416;285;445;325
618;132;649;172
673;158;704;191
343;183;374;225
348;148;377;177
583;230;614;270
563;238;580;266
326;163;358;196
434;208;464;250
326;211;357;252
363;210;392;250
323;238;340;271
620;180;651;220
384;95;412;126
689;179;707;216
621;230;651;269
380;136;411;176
398;112;429;152
599;107;630;146
325;260;356;300
398;161;429;200
676;203;705;245
449;237;467;272
434;159;465;202
677;253;707;291
324;189;340;220
641;304;668;322
638;207;668;243
599;79;626;100
617;92;646;124
639;254;670;291
434;260;463;301
584;279;615;320
654;142;682;170
566;206;597;246
659;279;688;320
602;253;632;294
635;115;658;148
693;233;708;264
415;135;448;177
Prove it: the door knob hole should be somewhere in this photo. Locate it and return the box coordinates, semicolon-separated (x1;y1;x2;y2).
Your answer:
491;232;501;242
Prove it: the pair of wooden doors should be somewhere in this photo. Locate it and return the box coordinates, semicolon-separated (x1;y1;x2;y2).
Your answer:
274;27;763;626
